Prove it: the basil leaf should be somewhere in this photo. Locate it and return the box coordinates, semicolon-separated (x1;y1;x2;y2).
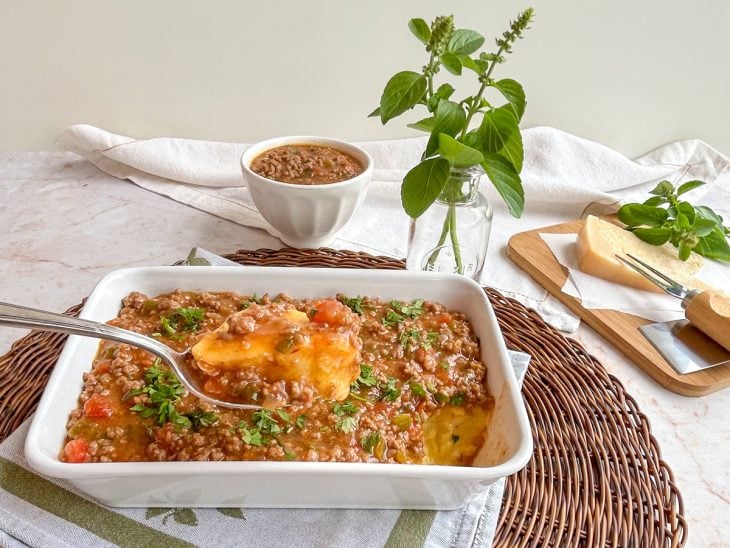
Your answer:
407;117;435;133
642;196;665;207
408;18;431;44
447;29;485;55
440;52;462;75
617;204;668;227
459;55;479;73
695;205;725;226
631;227;673;245
463;129;481;150
649;180;674;197
676;180;705;196
676;212;690;228
676;201;695;224
435;83;455;100
692;218;717;237
480;106;523;172
481;153;524;218
368;106;381;118
490;79;526;120
379;71;428;124
401;158;451;218
438;134;484;167
424;100;466;157
695;228;730;261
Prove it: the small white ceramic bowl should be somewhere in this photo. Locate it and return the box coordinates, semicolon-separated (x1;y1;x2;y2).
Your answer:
241;136;373;248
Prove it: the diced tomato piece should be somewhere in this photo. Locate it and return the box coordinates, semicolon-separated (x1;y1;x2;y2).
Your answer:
94;362;110;374
84;394;113;418
436;313;452;325
311;299;349;326
64;439;90;463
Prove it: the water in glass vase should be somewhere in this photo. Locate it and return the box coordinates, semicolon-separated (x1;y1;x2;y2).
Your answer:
406;166;493;281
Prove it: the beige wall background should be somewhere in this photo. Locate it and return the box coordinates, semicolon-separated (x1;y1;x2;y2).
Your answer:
1;0;728;156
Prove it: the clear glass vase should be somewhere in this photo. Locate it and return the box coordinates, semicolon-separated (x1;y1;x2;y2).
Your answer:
406;166;493;280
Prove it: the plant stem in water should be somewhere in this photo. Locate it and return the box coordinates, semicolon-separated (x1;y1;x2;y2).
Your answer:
426;208;451;269
448;204;464;274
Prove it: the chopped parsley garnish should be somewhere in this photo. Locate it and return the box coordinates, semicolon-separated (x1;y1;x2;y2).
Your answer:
399;329;421;350
450;393;465;406
339;295;365;315
381;310;405;327
284;451;296;461
351;367;402;404
184;409;219;430
159;307;205;339
238;423;263;446
331;397;361;432
333;401;358;416
236;408;293;446
351;363;378;391
399;329;438;351
423;331;439;349
252;409;282;435
390;298;424;318
296;414;307;429
239;294;263;309
435;392;449;404
336;416;358;434
361;431;382;454
409;381;427;398
381;377;401;402
125;359;190;430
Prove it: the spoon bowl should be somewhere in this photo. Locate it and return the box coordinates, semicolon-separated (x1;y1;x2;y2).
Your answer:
0;302;261;410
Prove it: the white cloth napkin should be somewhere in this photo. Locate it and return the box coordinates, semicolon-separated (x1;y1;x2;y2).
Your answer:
58;124;730;331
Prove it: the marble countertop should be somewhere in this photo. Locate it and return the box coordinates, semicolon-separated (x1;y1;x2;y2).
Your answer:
1;151;727;546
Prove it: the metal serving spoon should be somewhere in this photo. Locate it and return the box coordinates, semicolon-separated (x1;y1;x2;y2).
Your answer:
0;302;262;410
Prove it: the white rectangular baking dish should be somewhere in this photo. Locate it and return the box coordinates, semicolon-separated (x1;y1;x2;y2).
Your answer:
25;266;532;508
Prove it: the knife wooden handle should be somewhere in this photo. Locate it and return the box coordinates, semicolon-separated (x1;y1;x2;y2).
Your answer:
685;290;730;352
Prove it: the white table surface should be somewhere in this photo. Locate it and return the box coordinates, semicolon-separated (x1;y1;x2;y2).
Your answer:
1;151;727;546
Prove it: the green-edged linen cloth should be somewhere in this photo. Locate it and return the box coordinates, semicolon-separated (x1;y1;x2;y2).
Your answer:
0;249;531;548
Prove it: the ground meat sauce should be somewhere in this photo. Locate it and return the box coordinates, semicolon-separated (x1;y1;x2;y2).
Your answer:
60;290;494;465
250;144;364;185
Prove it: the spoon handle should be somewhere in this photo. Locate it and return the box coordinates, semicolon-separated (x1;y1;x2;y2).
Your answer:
0;301;263;410
0;301;175;362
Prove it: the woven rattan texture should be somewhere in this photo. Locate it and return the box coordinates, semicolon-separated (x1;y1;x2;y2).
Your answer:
0;249;687;547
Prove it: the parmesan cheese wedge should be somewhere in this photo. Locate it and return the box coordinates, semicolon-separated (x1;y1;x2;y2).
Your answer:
575;215;707;293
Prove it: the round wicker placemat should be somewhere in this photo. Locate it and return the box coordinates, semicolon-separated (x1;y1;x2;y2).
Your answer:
0;249;687;547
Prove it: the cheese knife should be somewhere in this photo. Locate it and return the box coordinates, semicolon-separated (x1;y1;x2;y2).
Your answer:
617;253;730;374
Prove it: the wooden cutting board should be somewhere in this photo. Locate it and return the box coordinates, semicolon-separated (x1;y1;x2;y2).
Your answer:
507;219;730;396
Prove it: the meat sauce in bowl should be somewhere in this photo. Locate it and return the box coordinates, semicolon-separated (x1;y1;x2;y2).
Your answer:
60;290;494;466
250;144;364;185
